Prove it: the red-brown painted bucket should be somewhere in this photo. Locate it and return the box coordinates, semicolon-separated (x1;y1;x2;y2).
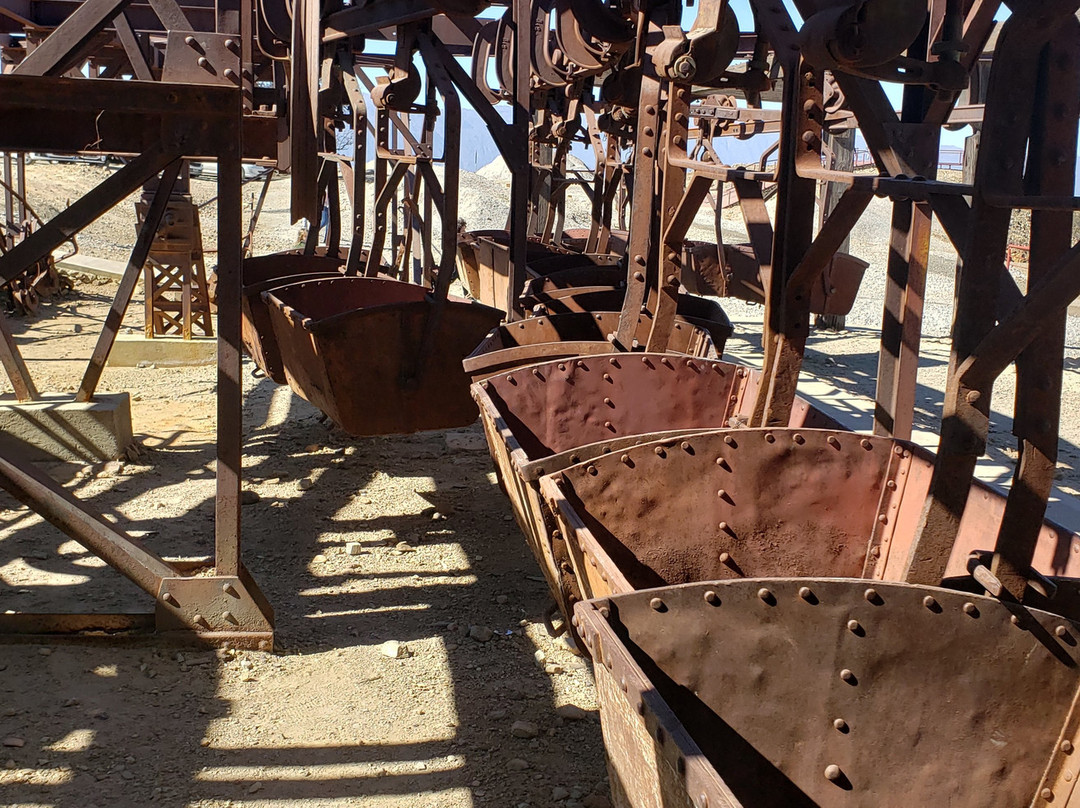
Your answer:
263;276;502;435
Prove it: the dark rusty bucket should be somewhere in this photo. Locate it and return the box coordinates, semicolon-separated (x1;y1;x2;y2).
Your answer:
576;577;1080;808
540;426;1080;605
457;230;592;310
522;289;734;350
241;253;345;384
472;356;841;638
683;241;869;316
263;276;502;435
463;311;722;383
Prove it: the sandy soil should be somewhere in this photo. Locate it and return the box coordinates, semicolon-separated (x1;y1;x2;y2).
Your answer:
0;165;611;807
0;284;611;808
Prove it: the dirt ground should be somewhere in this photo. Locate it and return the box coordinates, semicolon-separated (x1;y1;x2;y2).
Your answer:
0;250;611;804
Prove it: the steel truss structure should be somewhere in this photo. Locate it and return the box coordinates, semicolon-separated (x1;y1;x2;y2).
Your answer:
0;0;1075;668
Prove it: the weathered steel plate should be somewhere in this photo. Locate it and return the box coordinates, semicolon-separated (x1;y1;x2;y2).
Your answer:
243;274;343;383
472;361;852;646
542;429;896;599
477;355;741;465
264;276;502;435
577;578;1080;808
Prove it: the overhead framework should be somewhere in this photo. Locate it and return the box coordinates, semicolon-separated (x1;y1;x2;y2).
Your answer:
0;0;1076;660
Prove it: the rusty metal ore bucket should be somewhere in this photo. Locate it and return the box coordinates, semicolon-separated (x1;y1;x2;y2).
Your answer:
241;253;346;384
263;276;502;435
682;242;869;317
463;311;726;383
471;356;841;636
457;230;600;309
540;427;1080;606
521;289;734;349
575;578;1080;808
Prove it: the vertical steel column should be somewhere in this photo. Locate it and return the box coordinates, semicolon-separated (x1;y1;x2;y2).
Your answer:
991;22;1079;596
215;100;244;577
906;12;1053;585
505;0;531;319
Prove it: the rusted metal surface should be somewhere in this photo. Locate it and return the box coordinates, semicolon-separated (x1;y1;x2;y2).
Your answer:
542;423;1080;612
240;252;346;384
474;359;846;640
265;276;502;435
543;429;892;603
577;579;1080;808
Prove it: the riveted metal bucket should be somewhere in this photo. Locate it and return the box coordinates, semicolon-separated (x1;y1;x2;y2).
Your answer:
521;289;734;351
540;427;1080;606
576;578;1080;808
241;253;346;384
457;230;600;310
682;242;869;317
263;276;502;435
471;356;842;640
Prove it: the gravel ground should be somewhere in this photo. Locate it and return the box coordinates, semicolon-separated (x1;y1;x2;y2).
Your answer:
0;286;611;808
1;162;613;808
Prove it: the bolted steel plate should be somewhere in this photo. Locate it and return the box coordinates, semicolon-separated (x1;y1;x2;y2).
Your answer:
553;429;895;589
479;353;741;462
588;578;1080;808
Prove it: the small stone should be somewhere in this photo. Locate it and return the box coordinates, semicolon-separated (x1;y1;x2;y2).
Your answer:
489;709;507;720
506;758;531;772
544;663;564;675
298;478;314;491
395;542;415;553
511;720;539;739
344;446;358;456
200;739;210;747
2;738;24;748
534;649;547;665
100;460;125;477
240;672;256;682
121;770;135;780
555;704;590;721
240;490;260;506
249;781;263;794
38;648;53;656
313;554;327;564
304;444;321;453
552;786;571;800
469;625;494;643
496;595;508;605
431;511;444;521
380;640;408;659
584;795;612;808
345;542;363;556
